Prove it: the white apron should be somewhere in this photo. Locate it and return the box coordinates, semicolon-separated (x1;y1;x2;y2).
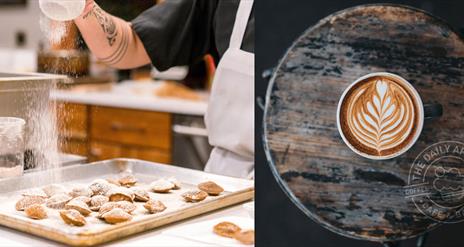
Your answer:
204;0;254;179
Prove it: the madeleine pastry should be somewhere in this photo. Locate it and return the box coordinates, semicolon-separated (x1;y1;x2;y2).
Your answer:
16;196;46;211
108;187;134;202
118;175;137;187
198;181;224;196
144;200;166;214
25;204;47;220
65;199;92;216
90;195;109;211
89;179;112;196
102;208;132;224
181;190;208;203
60;209;86;226
131;187;150;202
46;193;72;209
213;221;241;238
73;196;91;205
98;201;136;217
150;179;175;193
69;186;93;198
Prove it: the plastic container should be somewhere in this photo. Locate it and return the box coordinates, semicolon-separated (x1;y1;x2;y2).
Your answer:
39;0;86;21
0;117;26;178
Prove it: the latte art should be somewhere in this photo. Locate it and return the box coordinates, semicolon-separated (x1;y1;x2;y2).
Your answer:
339;75;420;157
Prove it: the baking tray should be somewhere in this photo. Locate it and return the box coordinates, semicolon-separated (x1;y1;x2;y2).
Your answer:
0;158;254;246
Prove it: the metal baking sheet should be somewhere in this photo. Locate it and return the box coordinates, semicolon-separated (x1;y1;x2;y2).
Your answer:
0;159;254;246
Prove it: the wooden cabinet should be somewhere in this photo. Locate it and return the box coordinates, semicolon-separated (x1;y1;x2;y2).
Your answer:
88;141;122;161
57;102;172;164
58;103;88;139
60;139;88;156
90;106;171;149
57;102;89;156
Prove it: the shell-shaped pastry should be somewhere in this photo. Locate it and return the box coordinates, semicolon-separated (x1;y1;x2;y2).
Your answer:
89;179;112;196
16;196;46;211
89;195;109;211
143;200;166;214
60;209;86;226
107;187;134;202
69;186;93;198
198;181;224;196
25;204;48;220
213;221;241;238
118;175;137;187
98;201;136;218
65;199;92;216
131;187;150;202
102;208;132;224
181;190;208;203
46;193;72;209
73;196;91;205
150;179;175;193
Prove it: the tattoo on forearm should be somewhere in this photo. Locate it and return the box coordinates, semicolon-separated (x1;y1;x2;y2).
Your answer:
92;5;118;46
98;25;130;65
82;4;129;65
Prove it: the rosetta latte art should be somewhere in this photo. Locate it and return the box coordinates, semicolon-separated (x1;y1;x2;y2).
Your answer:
344;78;415;154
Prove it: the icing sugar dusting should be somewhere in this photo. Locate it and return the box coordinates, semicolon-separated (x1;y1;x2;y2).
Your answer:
40;14;67;45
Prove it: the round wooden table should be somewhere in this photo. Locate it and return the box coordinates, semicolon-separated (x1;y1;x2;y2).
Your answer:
263;4;464;242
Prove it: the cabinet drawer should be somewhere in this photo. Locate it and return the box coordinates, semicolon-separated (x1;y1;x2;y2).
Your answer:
57;102;88;139
60;138;88;156
90;106;172;150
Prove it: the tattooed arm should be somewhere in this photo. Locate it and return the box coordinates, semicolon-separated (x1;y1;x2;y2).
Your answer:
74;1;151;69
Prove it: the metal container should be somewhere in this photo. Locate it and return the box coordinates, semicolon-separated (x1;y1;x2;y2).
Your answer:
0;158;254;246
0;72;66;157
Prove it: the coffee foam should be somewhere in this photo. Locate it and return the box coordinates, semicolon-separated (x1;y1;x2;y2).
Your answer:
339;76;420;157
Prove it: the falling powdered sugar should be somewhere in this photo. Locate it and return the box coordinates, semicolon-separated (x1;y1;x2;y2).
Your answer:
40;14;67;45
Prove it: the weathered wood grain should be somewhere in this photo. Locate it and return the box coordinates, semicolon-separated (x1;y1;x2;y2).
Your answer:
263;4;464;242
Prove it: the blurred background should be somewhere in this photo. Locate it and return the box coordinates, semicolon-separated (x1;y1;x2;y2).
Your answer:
256;0;464;247
0;0;213;171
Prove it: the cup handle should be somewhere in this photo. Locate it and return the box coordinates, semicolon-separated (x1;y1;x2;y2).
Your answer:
424;103;443;119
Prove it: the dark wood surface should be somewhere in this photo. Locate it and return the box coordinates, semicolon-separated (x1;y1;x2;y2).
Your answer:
263;4;464;242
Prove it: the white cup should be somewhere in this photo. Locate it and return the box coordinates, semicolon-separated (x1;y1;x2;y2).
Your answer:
336;72;442;160
39;0;86;21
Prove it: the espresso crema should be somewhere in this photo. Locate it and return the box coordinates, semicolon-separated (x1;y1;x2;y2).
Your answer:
339;76;420;157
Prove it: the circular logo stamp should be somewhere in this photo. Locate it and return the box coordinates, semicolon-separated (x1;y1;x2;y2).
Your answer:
404;141;464;223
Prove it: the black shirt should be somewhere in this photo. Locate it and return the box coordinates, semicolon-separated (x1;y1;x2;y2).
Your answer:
132;0;254;71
